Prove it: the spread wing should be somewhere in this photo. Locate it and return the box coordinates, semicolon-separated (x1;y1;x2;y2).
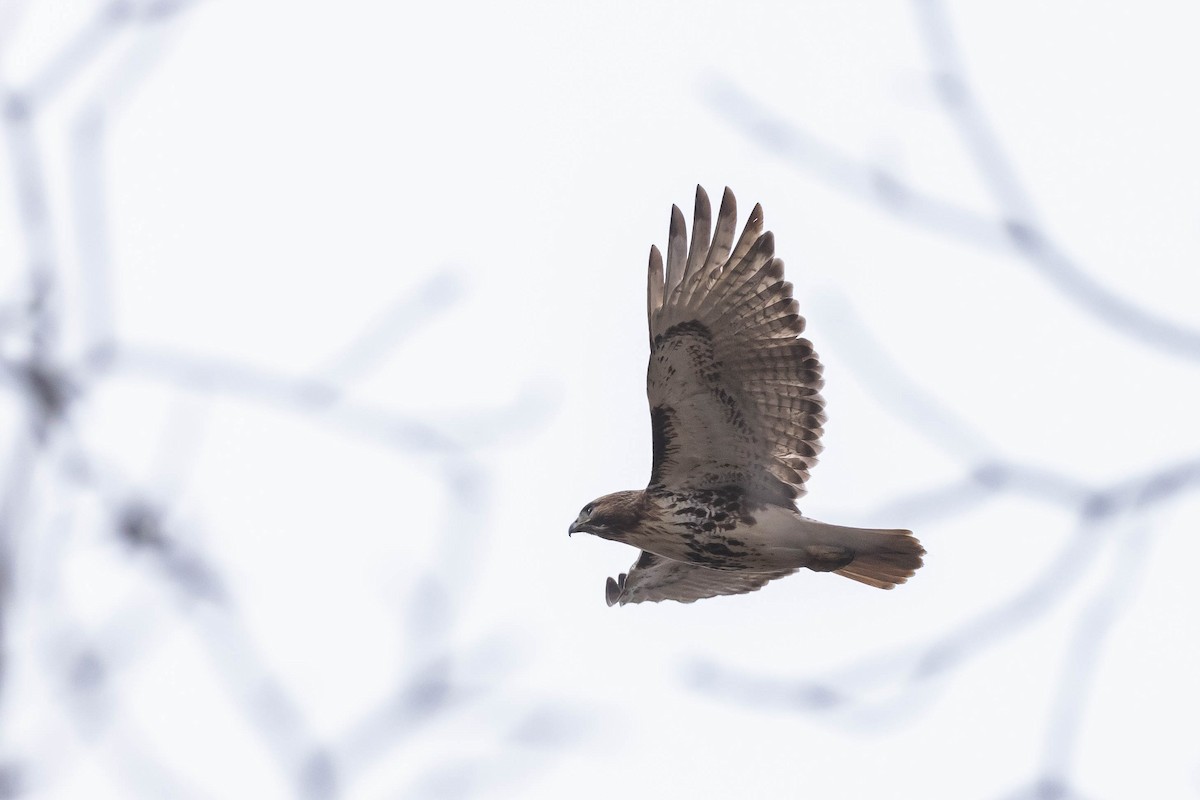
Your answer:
646;186;825;505
606;550;797;606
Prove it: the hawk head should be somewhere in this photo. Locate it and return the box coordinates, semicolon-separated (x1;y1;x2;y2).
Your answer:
569;490;645;541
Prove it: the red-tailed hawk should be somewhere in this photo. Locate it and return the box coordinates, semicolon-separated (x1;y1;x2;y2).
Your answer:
570;187;924;606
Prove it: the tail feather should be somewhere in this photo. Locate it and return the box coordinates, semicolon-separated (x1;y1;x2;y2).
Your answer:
829;527;925;590
756;508;926;589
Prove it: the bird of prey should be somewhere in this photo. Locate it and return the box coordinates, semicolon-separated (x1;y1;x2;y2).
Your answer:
570;187;924;606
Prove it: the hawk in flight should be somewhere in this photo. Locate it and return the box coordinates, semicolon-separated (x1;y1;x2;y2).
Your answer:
570;187;924;606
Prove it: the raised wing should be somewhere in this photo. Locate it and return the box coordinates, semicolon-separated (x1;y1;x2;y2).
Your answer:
606;550;797;606
646;186;825;505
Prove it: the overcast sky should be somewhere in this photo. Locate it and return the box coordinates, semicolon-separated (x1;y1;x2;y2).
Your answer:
2;2;1199;798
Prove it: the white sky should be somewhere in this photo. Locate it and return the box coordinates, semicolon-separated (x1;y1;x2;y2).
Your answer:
2;1;1199;798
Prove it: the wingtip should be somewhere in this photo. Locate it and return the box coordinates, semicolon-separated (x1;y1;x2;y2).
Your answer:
757;230;775;254
686;187;713;280
648;244;665;331
670;203;686;229
665;204;690;294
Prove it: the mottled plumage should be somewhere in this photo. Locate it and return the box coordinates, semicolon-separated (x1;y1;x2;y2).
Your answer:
571;187;924;605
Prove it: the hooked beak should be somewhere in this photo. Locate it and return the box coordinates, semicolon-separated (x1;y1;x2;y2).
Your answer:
568;519;584;536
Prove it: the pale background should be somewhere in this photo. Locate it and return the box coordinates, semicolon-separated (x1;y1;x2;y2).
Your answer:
1;2;1198;798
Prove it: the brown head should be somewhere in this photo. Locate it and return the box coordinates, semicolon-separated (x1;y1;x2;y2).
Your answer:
569;490;646;541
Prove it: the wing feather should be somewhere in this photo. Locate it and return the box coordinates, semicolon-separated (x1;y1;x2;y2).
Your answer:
682;187;738;310
695;236;779;318
690;200;762;307
647;245;665;345
702;188;738;275
719;203;765;283
646;187;825;502
664;205;689;299
682;185;712;288
606;550;797;606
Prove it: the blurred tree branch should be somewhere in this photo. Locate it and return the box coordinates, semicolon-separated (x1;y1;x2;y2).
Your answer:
706;0;1200;364
0;3;574;798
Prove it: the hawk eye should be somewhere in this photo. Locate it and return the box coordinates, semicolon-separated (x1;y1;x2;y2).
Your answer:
584;503;594;515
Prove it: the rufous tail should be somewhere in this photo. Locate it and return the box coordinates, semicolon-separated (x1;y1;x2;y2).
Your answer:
829;527;924;589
